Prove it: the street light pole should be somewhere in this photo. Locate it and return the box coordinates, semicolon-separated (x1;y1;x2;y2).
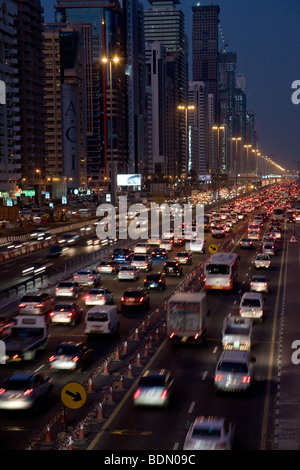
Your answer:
232;137;241;198
244;144;252;192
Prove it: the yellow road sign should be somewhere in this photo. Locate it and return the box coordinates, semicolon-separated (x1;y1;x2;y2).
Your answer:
208;244;218;253
61;382;87;410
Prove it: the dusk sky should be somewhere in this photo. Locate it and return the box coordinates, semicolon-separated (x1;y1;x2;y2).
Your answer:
41;0;300;172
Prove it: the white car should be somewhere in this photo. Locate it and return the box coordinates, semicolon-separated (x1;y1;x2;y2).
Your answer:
134;242;150;254
133;369;174;407
254;253;271;269
84;288;114;306
118;265;140;281
250;275;268;293
239;292;264;322
73;269;100;287
211;225;225;238
159;239;173;251
214;350;255;392
18;291;54;315
131;254;153;271
183;416;235;450
0;372;52;411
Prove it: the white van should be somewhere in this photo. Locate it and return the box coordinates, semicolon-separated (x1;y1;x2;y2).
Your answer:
85;305;119;336
186;238;205;254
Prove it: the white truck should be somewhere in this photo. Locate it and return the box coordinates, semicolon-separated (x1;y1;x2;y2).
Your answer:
2;315;49;363
222;315;253;351
167;292;210;343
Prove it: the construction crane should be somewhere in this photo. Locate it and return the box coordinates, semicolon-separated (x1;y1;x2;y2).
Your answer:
218;23;229;53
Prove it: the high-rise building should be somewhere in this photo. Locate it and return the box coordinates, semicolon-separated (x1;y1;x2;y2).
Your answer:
0;0;21;193
144;0;188;179
43;23;86;196
15;0;46;201
188;81;209;176
54;0;127;193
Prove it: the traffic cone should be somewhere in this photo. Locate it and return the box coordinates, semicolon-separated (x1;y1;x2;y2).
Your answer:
87;377;95;393
144;344;149;357
134;328;139;340
155;327;159;340
142;320;146;332
106;387;114;404
155;308;160;319
44;424;52;444
146;315;151;327
127;363;133;378
148;335;153;348
66;437;73;450
162;322;166;334
123;341;128;355
118;374;124;390
136;353;141;366
78;423;85;440
96;403;104;420
102;361;109;375
114;347;120;361
61;407;67;424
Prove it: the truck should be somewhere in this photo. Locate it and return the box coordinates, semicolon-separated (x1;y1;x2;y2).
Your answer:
2;315;49;363
167;292;210;344
222;315;253;351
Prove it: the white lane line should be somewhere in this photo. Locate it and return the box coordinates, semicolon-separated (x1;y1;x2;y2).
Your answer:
188;401;195;414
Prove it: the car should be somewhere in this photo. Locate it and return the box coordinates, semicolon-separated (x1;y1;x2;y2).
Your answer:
62;232;80;246
22;262;47;277
118;265;140;281
18;292;54;316
214;350;255;392
151;247;168;260
87;235;101;246
211;225;225;238
49;341;92;371
144;272;166;290
239;292;264;322
49;302;83;326
96;259;120;274
159;239;173;251
183;416;235;450
254;253;271;269
0;372;52;411
134;242;150;254
131;254;152;271
173;236;185;246
262;235;274;244
175;251;192;265
250;275;268;293
121;287;150;311
262;242;276;256
73;269;100;287
48;245;63;257
240;238;253;248
187;238;205;253
111;248;133;264
270;229;282;240
162;260;183;276
55;281;83;298
133;369;175;407
84;288;113;306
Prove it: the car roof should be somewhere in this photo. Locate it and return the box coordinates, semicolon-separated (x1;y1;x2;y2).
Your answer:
192;416;225;427
141;369;170;379
242;291;263;299
6;372;36;381
218;350;251;362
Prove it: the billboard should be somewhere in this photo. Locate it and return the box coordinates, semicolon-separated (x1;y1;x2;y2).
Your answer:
198;174;212;182
117;174;141;187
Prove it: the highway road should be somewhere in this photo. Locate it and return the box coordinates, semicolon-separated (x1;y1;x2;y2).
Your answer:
0;200;295;451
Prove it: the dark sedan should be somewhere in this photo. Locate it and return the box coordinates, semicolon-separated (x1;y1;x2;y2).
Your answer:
144;273;166;290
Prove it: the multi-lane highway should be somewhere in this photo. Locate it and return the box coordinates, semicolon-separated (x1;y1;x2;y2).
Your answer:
0;188;298;451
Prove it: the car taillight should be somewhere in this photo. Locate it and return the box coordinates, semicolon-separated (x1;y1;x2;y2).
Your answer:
88;275;94;279
250;282;253;286
85;296;89;300
133;389;141;400
121;296;124;302
215;374;223;381
74;275;78;279
239;309;242;314
242;376;251;383
23;388;33;396
34;303;43;308
160;390;168;400
49;312;54;317
49;355;55;362
72;356;79;363
67;312;73;317
0;388;5;395
264;283;267;286
169;332;175;338
139;297;144;302
19;303;26;308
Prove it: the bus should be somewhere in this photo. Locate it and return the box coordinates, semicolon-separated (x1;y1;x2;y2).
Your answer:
203;252;239;290
272;207;284;221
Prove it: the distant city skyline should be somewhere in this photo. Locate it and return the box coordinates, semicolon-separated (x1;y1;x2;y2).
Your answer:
41;0;300;172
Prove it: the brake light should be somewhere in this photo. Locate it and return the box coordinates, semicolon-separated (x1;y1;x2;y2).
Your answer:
121;296;124;302
49;355;55;362
49;312;54;317
88;275;94;279
250;282;253;286
19;303;26;308
239;309;242;314
242;376;251;383
12;354;19;360
215;374;223;381
0;388;5;395
139;297;144;302
160;390;168;400
34;303;43;308
170;332;175;338
194;333;199;340
67;312;73;317
72;356;79;363
74;275;78;279
23;388;33;396
133;389;141;400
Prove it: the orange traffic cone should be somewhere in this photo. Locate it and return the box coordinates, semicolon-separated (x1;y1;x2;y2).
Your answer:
123;341;128;355
44;424;52;444
127;363;133;378
106;387;114;404
155;327;159;340
78;423;85;440
114;347;120;361
142;321;146;332
118;375;124;390
87;377;95;393
136;353;141;366
134;328;139;340
102;361;109;375
96;403;103;420
144;344;149;357
66;437;73;450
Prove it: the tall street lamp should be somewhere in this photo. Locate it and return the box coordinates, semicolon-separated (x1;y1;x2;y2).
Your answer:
102;56;120;206
178;105;195;201
232;137;241;198
243;144;252;192
212;125;225;206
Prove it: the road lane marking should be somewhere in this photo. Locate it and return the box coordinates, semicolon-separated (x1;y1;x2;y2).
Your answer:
173;442;180;450
188;402;195;414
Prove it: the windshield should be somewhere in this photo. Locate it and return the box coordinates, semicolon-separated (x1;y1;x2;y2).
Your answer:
87;312;108;322
3;379;31;390
139;376;166;387
191;427;221;439
124;291;143;297
242;298;261;307
206;264;229;275
225;326;250;335
55;345;79;355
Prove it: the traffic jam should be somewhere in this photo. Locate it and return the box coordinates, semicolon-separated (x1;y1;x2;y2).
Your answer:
0;180;299;450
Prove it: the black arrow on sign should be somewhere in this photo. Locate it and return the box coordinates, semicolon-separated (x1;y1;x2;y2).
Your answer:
65;390;82;402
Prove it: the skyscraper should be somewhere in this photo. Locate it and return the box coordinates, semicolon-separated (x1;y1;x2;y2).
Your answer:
54;0;127;192
144;0;188;179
